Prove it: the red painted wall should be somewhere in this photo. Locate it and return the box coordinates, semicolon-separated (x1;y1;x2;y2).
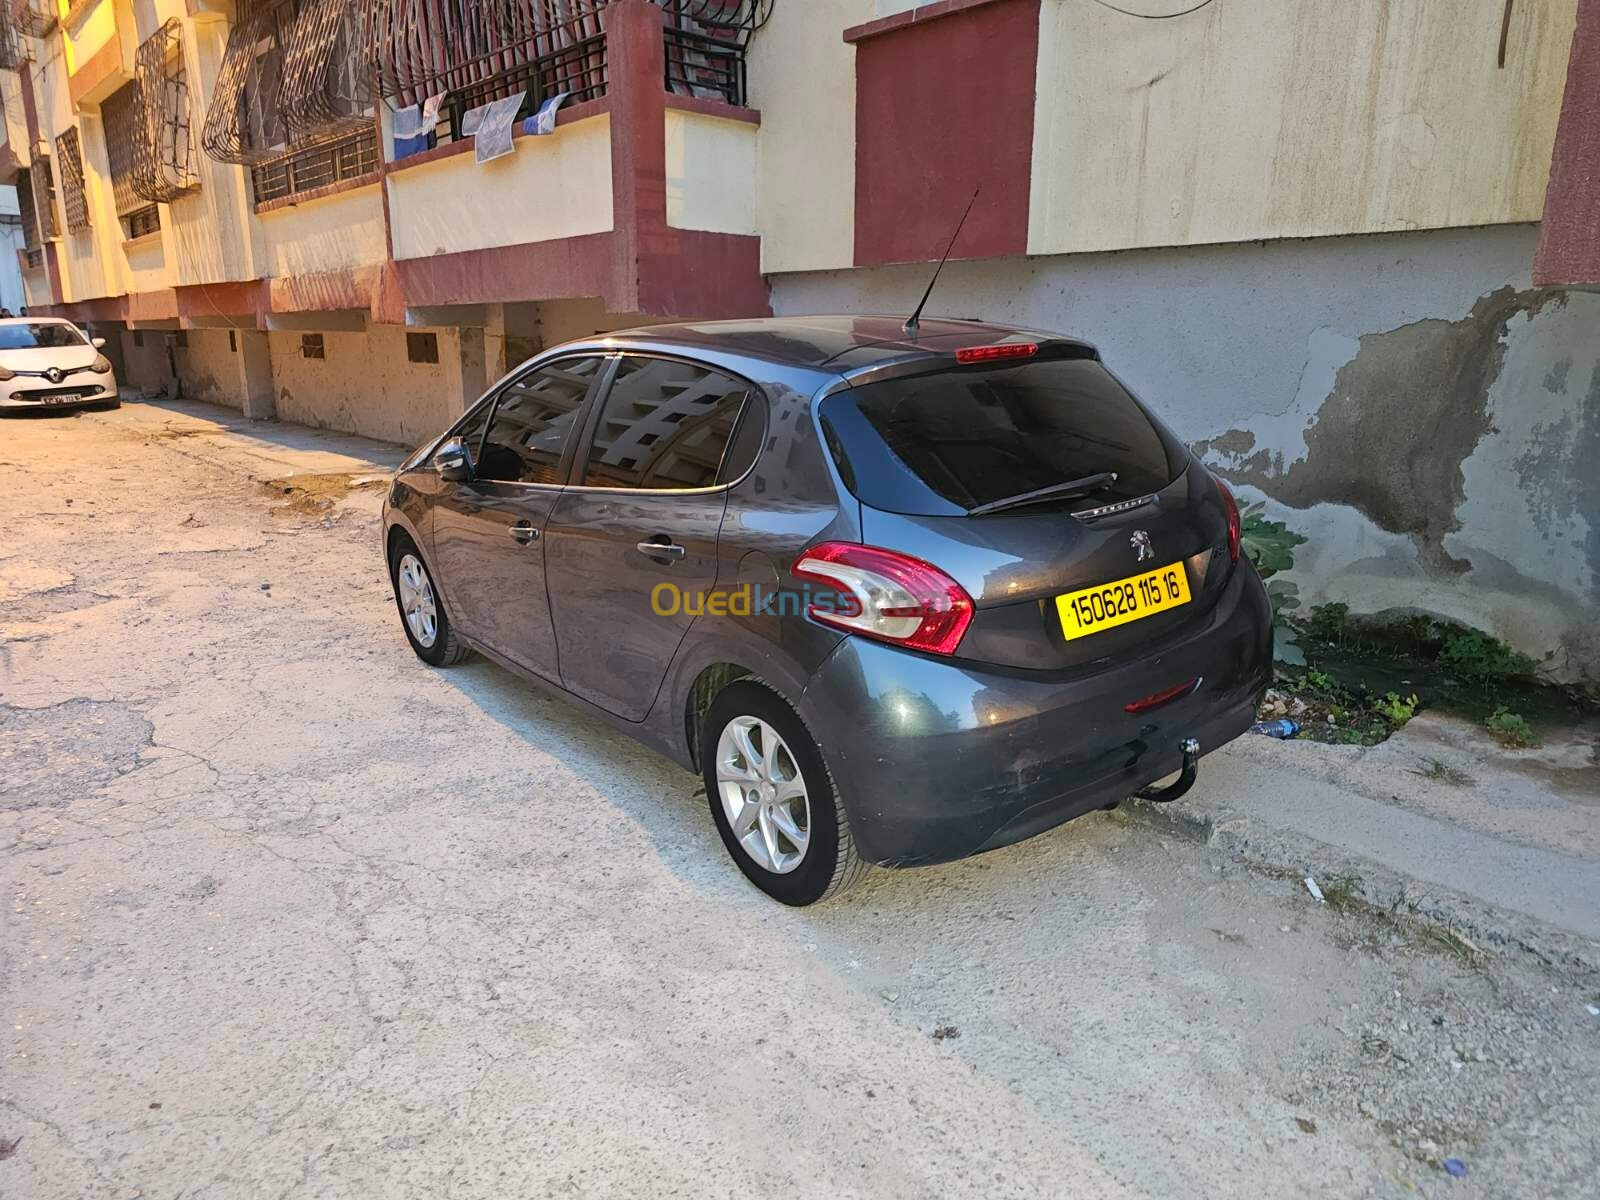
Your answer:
851;0;1040;267
1535;0;1600;286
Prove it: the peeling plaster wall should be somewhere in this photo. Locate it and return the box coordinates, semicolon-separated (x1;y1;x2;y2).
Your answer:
175;329;239;410
770;224;1600;680
267;326;464;447
117;330;173;395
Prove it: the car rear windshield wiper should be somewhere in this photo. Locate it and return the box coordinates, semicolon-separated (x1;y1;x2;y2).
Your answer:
964;472;1119;517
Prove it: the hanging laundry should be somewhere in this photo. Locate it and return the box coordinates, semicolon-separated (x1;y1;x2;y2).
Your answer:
392;92;447;159
523;92;570;137
474;92;525;164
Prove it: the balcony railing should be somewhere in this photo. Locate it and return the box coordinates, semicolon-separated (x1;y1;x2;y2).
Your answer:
250;127;378;204
204;0;770;201
374;0;768;148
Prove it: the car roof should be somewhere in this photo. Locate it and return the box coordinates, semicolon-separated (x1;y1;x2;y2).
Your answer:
0;316;72;325
589;315;1096;379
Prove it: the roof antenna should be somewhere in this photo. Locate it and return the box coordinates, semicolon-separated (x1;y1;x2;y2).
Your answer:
903;186;980;339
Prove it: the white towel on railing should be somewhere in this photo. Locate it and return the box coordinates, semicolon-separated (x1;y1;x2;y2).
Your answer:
474;92;525;164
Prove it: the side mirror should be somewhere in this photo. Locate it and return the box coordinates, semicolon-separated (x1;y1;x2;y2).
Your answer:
91;336;107;349
433;438;473;482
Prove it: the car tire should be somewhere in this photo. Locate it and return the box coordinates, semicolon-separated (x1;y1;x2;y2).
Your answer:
702;681;868;906
388;536;470;667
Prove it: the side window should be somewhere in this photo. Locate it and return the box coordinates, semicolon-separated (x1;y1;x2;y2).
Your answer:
579;357;752;490
477;356;604;484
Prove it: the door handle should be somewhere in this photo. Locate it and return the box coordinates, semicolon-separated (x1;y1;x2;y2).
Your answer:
636;537;687;561
509;521;540;545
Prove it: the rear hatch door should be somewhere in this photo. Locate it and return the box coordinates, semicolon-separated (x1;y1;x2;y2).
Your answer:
820;350;1234;671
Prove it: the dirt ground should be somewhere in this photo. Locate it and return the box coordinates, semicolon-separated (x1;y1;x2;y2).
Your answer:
3;400;1597;1199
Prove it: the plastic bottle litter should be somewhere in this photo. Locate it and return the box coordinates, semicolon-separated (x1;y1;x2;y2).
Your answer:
1250;718;1301;739
1442;1158;1468;1178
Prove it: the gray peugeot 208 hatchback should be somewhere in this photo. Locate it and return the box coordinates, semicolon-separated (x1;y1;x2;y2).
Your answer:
382;316;1273;905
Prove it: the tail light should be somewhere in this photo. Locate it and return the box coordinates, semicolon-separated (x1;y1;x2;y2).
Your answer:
1215;477;1241;563
792;542;974;656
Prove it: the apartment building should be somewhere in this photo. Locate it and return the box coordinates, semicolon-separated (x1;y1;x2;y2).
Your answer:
4;0;1598;677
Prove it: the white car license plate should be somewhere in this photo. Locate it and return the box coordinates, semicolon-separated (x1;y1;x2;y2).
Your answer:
43;394;82;406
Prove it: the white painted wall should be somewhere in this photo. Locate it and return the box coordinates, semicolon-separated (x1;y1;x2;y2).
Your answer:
385;115;614;262
746;0;871;273
665;109;757;235
1028;0;1579;255
257;186;388;278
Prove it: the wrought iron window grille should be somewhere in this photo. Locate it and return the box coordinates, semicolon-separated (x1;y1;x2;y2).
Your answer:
56;127;91;233
28;150;58;241
204;0;374;168
133;19;201;202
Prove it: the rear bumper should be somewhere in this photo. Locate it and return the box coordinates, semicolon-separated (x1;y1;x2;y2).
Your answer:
799;562;1273;866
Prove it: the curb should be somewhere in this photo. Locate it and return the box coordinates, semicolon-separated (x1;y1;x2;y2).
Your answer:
1119;796;1600;979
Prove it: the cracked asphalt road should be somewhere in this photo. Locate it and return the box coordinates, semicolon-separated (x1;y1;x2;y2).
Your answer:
3;400;1597;1199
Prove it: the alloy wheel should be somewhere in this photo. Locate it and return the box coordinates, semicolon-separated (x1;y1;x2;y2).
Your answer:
715;716;811;873
396;553;438;649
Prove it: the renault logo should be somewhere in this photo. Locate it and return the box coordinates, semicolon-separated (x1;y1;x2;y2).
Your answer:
1130;530;1154;563
45;367;64;384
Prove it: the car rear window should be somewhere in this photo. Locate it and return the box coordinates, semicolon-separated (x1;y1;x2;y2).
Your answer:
819;357;1186;517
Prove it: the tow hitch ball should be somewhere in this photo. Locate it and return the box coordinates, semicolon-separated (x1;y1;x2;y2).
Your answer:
1134;737;1201;804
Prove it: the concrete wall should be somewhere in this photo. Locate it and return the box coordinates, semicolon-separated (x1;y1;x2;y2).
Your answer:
769;223;1600;682
1027;0;1578;255
175;327;240;409
747;0;1579;273
665;109;757;235
267;325;465;446
256;187;387;278
385;114;614;262
118;328;173;394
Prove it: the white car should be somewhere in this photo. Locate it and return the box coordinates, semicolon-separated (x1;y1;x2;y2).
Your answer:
0;317;120;413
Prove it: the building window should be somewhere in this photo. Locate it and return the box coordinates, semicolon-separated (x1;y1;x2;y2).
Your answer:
103;80;165;240
133;330;145;347
229;329;237;352
249;129;377;206
56;128;91;233
406;331;438;364
301;333;324;359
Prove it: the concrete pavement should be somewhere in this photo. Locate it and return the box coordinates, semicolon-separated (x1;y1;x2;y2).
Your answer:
3;397;1597;1199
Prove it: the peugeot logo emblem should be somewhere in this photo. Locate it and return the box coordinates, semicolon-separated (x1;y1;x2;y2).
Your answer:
45;367;64;384
1130;530;1154;563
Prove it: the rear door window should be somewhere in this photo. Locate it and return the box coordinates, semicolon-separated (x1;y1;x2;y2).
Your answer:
578;356;753;491
820;356;1185;516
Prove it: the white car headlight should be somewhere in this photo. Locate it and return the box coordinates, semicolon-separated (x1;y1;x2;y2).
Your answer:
91;355;112;373
0;366;13;381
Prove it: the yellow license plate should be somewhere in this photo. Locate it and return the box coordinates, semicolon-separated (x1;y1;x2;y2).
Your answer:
1055;561;1192;641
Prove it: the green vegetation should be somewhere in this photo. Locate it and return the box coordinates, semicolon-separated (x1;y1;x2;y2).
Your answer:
1373;691;1420;727
1439;630;1539;682
1484;706;1539;748
1225;490;1588;747
1239;502;1309;665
